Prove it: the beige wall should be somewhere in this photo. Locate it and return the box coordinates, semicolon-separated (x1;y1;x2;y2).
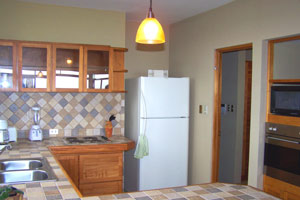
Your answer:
169;0;300;189
125;21;169;79
0;0;125;47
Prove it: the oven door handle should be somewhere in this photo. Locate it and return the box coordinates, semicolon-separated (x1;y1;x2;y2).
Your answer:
266;136;299;144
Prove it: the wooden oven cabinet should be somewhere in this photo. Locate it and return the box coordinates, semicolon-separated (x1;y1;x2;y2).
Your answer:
264;175;300;200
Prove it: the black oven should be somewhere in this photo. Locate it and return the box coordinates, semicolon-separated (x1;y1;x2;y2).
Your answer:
264;123;300;186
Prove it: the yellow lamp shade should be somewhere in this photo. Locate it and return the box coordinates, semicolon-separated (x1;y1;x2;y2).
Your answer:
136;17;165;44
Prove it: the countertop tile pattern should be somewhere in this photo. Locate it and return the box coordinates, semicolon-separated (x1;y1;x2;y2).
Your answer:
0;139;278;200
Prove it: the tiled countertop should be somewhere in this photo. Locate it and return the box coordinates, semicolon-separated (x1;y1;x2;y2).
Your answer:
0;138;278;200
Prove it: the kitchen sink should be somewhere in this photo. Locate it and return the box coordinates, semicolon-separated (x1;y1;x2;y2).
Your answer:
0;157;57;184
0;170;48;183
0;159;43;171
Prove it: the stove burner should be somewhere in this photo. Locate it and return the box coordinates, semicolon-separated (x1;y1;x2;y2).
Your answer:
66;137;78;140
83;137;98;140
65;137;85;143
64;136;106;144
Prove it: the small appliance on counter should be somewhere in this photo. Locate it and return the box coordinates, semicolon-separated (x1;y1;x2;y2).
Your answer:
7;126;17;142
29;106;43;141
0;119;9;143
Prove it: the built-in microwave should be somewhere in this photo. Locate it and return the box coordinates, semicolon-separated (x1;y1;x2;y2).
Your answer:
270;85;300;117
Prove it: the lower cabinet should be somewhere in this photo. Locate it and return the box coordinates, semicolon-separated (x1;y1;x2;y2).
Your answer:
264;175;300;200
79;153;123;196
79;181;122;196
55;154;79;187
53;152;123;196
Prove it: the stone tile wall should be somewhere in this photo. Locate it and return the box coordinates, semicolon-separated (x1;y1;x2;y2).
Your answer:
0;92;124;137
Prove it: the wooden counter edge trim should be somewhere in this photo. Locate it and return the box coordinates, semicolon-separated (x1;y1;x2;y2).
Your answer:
48;148;84;198
49;141;135;154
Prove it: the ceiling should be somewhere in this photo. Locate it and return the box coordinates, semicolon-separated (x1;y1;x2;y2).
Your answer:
19;0;234;25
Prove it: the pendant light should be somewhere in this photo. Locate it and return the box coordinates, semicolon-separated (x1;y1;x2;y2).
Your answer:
37;71;43;78
136;0;165;44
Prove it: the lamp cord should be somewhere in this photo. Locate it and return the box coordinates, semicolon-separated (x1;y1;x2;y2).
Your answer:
148;0;154;18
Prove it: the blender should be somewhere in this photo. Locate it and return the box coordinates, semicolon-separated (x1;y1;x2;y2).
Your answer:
29;106;43;141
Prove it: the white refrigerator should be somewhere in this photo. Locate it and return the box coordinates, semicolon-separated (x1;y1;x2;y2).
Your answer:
124;77;189;192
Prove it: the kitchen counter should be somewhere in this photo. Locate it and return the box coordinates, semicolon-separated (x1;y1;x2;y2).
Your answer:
0;136;134;200
0;138;278;200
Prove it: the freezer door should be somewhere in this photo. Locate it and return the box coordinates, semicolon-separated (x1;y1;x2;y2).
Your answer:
139;118;188;190
140;77;189;118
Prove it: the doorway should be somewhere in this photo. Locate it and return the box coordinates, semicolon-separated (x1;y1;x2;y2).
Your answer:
212;44;253;184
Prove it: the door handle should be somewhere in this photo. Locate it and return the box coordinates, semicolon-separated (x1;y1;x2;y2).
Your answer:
266;136;299;144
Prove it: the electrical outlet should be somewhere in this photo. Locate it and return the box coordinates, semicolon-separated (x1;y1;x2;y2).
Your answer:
203;105;208;115
49;129;58;135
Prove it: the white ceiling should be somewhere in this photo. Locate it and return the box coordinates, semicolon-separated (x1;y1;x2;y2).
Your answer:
19;0;234;25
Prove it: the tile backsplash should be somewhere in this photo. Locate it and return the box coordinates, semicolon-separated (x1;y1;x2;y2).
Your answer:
0;92;124;137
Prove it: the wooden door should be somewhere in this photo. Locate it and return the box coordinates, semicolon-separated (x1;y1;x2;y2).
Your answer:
79;152;123;196
212;44;252;182
79;181;122;196
241;61;252;182
79;152;123;183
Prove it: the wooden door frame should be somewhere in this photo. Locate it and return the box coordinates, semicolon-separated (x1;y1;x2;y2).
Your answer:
241;61;252;182
211;43;253;182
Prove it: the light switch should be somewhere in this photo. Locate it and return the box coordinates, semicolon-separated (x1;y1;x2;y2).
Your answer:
199;105;203;114
231;105;234;112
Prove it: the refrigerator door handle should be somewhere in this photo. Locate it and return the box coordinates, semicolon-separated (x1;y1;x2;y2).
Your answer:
134;91;149;159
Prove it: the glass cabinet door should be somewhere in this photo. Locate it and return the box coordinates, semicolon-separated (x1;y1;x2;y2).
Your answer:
19;43;51;91
54;45;83;91
0;42;17;91
273;38;300;80
84;46;110;91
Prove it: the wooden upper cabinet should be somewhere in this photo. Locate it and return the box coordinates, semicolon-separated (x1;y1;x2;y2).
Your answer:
53;44;84;92
1;39;127;93
0;41;17;91
266;35;300;126
268;35;300;83
18;42;51;92
83;45;111;92
111;48;128;92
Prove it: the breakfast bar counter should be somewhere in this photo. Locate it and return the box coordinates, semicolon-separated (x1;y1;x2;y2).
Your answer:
0;138;278;200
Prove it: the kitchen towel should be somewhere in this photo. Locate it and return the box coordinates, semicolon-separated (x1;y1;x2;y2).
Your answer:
134;134;149;159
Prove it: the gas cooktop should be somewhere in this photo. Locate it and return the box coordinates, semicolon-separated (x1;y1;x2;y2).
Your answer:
63;136;110;145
